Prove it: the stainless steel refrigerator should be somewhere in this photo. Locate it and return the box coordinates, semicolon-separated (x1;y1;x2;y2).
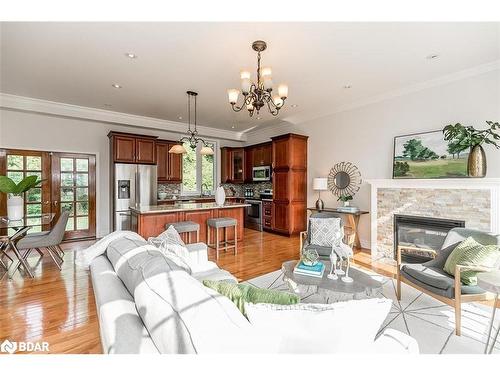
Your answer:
114;163;157;231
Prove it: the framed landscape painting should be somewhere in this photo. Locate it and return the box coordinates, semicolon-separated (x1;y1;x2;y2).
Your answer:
393;130;468;179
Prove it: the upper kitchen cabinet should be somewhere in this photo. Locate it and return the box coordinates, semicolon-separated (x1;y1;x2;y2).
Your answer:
220;147;245;183
232;148;244;183
109;132;157;164
156;140;183;183
244;147;254;183
252;142;272;167
167;142;183;182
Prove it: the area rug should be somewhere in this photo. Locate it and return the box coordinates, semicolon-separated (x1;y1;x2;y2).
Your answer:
243;266;500;354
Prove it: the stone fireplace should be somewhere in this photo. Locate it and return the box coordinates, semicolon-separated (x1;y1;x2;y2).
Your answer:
368;179;500;261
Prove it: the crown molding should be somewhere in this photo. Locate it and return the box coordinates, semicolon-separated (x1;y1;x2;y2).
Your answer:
0;93;247;142
246;60;500;139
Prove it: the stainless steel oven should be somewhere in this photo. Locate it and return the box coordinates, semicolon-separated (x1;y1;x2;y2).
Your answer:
252;166;271;182
244;199;262;231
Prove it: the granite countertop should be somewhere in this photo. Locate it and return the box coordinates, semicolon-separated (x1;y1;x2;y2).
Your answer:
157;196;243;202
130;201;250;214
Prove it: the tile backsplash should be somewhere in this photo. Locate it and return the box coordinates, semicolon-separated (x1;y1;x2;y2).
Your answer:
158;183;181;196
158;181;272;198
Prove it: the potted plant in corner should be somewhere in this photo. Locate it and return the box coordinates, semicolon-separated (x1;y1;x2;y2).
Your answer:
0;175;42;220
443;121;500;177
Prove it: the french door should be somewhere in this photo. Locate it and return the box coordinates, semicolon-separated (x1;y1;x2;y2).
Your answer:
0;149;96;240
0;149;52;236
51;153;96;240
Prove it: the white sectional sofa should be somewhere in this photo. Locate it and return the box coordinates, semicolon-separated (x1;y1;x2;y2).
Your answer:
89;234;418;354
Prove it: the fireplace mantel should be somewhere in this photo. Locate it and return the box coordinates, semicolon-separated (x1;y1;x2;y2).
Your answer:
367;178;500;260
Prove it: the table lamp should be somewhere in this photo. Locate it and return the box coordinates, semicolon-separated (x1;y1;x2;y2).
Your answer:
313;177;328;211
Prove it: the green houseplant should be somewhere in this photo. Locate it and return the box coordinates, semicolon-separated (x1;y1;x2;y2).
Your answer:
337;194;353;207
0;175;42;220
443;121;500;177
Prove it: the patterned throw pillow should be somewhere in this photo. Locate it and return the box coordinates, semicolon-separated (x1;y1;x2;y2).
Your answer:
203;280;300;315
148;226;191;273
310;217;342;247
443;236;500;285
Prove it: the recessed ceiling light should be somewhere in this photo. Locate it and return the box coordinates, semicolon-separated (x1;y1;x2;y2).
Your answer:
256;117;262;120
426;54;439;60
231;125;235;129
112;83;122;89
177;116;183;120
343;85;352;89
125;53;138;59
291;104;298;108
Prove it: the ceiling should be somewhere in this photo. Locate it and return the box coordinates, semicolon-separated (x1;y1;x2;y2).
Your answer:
1;22;499;132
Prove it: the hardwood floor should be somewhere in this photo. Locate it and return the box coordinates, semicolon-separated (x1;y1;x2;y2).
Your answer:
0;229;382;354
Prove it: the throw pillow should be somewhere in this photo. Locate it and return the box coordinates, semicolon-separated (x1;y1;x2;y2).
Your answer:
443;236;500;285
310;217;342;247
244;298;392;353
202;280;299;315
148;225;192;273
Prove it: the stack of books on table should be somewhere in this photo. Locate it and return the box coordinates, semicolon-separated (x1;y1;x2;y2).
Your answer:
293;261;325;278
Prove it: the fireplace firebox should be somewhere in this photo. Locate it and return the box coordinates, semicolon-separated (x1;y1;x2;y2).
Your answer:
394;214;465;263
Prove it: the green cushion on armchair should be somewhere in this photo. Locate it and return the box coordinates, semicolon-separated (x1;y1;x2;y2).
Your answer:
443;236;500;285
203;280;300;315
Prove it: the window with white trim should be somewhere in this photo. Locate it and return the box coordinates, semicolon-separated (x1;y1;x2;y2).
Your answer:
181;141;216;195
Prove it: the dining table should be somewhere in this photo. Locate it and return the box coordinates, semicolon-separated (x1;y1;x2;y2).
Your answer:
0;213;56;280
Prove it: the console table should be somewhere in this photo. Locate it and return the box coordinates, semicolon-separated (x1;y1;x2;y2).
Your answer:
307;207;369;249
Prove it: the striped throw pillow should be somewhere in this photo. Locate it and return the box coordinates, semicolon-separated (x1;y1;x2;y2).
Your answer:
443;236;500;285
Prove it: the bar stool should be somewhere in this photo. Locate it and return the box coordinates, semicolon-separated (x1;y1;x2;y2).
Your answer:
166;221;200;244
207;217;237;260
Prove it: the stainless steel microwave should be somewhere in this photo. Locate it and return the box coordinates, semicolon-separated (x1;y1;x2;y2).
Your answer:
252;166;271;181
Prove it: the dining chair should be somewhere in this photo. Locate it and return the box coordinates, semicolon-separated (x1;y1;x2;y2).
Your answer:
15;211;70;272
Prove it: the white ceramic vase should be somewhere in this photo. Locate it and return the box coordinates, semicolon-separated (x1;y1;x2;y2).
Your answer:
215;186;226;206
7;195;24;220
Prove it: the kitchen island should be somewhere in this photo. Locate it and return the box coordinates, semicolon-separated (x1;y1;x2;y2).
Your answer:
130;202;249;243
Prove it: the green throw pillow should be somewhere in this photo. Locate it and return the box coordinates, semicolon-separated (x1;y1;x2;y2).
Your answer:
443;236;500;285
202;280;300;315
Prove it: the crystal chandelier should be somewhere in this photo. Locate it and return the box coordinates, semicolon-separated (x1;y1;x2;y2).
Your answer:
227;40;288;117
169;91;214;155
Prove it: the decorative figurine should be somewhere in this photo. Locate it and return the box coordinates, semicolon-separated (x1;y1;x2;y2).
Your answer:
327;251;338;280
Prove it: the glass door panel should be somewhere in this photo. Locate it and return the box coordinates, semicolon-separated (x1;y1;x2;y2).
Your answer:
2;150;51;236
52;153;95;240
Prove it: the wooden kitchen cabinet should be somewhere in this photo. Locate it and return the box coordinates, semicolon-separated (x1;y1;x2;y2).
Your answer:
271;133;308;236
244;147;254;182
232;148;244;183
262;199;273;231
253;142;272;166
167;143;183;182
109;132;157;164
113;135;136;163
220;147;245;183
157;140;183;183
135;138;156;164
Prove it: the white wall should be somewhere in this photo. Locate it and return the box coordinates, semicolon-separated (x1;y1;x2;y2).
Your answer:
245;69;500;248
0;109;243;237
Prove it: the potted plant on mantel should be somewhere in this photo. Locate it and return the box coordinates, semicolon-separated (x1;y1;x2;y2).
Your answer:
443;121;500;177
0;175;42;220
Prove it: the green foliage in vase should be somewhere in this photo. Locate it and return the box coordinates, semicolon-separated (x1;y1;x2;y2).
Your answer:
0;175;43;196
443;121;500;149
337;195;353;202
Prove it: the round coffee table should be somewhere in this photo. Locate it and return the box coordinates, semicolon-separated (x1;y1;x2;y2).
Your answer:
282;260;383;303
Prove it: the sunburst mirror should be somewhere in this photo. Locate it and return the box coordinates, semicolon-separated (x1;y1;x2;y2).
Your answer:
327;162;362;197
